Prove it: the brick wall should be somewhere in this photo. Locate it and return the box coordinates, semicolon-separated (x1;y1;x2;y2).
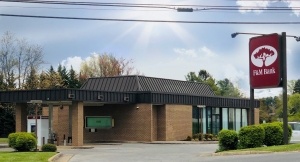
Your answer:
165;104;192;141
156;105;166;141
84;104;152;142
151;105;158;141
42;106;70;143
15;103;27;132
72;102;84;146
254;108;259;124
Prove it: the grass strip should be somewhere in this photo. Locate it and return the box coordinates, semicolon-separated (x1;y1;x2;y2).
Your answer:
226;143;300;153
0;151;56;162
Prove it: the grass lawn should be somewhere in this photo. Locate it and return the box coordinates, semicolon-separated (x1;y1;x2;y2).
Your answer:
0;138;8;143
0;151;56;162
226;143;300;153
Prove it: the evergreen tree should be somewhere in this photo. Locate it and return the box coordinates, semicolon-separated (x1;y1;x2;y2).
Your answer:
57;64;69;87
293;79;300;94
68;66;81;88
23;66;39;90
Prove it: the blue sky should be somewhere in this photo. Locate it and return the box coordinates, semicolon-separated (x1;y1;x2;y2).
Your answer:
1;0;300;98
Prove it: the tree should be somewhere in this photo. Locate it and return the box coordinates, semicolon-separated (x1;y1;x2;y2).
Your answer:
0;104;15;138
185;72;201;82
0;31;45;90
80;53;139;78
217;78;244;98
293;79;300;94
288;93;300;115
57;64;69;87
288;80;296;95
185;69;220;95
23;66;39;90
68;66;81;88
198;70;211;81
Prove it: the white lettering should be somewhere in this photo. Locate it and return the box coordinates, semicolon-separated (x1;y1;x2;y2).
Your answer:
253;67;276;76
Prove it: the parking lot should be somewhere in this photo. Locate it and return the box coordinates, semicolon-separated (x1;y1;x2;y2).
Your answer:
59;143;218;162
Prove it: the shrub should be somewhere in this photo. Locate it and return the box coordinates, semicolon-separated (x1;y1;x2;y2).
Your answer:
238;125;265;148
192;133;202;141
186;135;192;141
273;122;292;144
42;144;57;152
261;123;283;146
204;134;213;140
218;129;238;151
8;132;37;151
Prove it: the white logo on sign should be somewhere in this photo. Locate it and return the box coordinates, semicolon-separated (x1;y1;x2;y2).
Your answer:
251;45;277;67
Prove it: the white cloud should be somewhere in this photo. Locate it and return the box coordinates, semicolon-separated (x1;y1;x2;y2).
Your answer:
173;48;197;57
200;46;217;58
60;56;83;72
284;1;300;16
236;0;271;13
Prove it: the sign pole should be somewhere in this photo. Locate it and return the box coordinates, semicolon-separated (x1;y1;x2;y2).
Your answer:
250;88;254;125
282;32;288;144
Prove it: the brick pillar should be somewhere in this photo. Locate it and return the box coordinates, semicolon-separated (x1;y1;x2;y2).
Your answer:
72;101;83;146
254;108;260;124
15;103;27;132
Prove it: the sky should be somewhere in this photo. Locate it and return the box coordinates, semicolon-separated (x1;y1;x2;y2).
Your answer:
1;0;300;99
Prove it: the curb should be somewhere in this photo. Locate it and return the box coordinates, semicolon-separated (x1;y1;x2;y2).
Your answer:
201;151;273;156
48;152;63;162
145;141;219;144
71;146;94;149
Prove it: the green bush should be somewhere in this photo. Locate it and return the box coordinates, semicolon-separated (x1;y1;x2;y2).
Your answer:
192;133;202;141
218;129;238;151
41;143;57;152
204;134;213;140
273;122;292;144
186;135;192;141
261;123;283;146
8;132;37;151
238;125;265;148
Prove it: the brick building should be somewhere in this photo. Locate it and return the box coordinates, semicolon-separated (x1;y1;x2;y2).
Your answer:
1;75;260;146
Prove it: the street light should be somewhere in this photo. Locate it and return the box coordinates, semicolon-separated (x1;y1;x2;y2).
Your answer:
231;32;299;145
231;32;300;42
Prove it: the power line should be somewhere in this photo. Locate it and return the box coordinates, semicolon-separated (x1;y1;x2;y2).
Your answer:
0;5;295;14
1;13;300;24
1;0;300;10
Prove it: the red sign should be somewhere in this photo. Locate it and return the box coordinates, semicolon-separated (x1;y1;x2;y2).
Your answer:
249;33;281;89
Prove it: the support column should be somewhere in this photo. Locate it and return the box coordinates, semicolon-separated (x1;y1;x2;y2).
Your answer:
48;104;53;143
15;103;27;132
71;101;83;146
68;105;72;143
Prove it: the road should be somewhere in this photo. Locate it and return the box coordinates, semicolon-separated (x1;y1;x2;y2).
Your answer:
59;143;300;162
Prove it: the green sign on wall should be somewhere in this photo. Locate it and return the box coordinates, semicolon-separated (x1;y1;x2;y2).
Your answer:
85;116;112;128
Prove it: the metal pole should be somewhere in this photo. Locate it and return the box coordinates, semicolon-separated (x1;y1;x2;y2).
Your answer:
250;88;254;125
282;32;289;144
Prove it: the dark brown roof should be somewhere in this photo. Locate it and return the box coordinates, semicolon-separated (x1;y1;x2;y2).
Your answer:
80;75;216;96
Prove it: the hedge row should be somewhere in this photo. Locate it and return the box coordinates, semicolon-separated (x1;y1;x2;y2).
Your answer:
218;122;292;151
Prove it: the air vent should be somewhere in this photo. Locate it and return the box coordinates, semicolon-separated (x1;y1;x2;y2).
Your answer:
68;94;75;99
98;95;104;100
124;97;129;102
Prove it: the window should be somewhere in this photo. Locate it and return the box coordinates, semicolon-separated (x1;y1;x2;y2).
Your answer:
235;109;241;132
242;109;248;127
222;108;228;130
228;108;235;130
202;108;206;134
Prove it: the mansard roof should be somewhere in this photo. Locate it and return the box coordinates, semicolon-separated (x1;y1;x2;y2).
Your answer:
80;75;216;96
